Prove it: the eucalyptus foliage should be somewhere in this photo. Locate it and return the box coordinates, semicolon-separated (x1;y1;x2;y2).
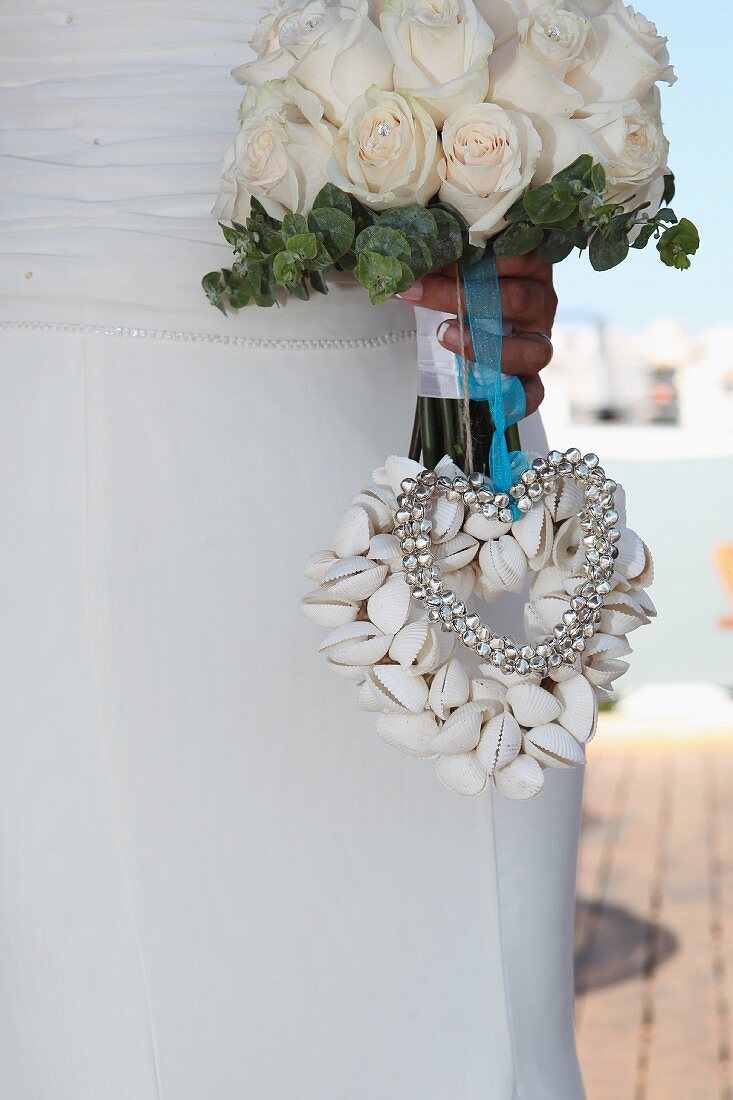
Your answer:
203;159;699;313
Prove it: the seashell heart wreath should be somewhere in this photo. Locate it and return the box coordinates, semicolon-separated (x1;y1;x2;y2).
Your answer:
302;450;655;801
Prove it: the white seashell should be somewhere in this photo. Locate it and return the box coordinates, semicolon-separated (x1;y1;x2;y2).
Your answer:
382;455;424;497
614;527;646;582
523;723;585;769
301;589;360;628
531;594;570;632
634;541;654;587
633;587;656;617
390;619;430;668
305;549;337;582
584;658;628;689
599;599;648;636
431;493;465;544
552;516;585;576
476;709;522;773
367;572;411;634
368;533;402;571
529;511;554;571
434;751;488;796
464;512;512;540
433;531;479;572
524;601;549;645
333;505;373;559
351;490;394;532
479;535;528;595
318;621;392;667
614;483;627;526
583;633;632;660
431;701;484;754
429;658;470;719
363;665;429;714
506;683;562;727
471;677;507;717
529;566;568;601
321;556;388;601
553;673;598;743
545;480;585;522
493;754;545;800
328;660;368;683
451;563;478;602
435;455;464;481
375;712;439;757
511;503;544;559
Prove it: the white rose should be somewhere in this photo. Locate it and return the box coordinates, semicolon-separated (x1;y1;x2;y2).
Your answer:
489;2;596;117
567;1;676;104
328;85;443;208
578;98;668;199
213;80;336;223
438;102;541;243
234;0;394;126
379;0;495;126
531;114;605;183
472;0;521;45
532;97;668;202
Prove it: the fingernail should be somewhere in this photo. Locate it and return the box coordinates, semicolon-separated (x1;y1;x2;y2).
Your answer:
395;281;423;302
436;319;453;343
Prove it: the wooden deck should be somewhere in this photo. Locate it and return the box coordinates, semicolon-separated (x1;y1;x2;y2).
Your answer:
575;724;733;1099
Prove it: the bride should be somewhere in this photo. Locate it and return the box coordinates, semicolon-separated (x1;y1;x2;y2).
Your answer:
0;1;584;1096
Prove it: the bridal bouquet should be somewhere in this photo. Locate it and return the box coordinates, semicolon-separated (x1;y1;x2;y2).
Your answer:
204;0;698;311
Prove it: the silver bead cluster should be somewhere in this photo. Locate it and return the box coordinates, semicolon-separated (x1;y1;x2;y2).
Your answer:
393;449;620;678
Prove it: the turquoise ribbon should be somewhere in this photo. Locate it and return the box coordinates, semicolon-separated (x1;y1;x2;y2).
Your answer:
456;253;526;499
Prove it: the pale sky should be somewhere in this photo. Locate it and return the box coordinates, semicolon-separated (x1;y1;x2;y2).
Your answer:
554;0;732;332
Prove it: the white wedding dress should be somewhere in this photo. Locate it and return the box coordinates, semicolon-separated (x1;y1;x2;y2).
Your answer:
0;3;585;1097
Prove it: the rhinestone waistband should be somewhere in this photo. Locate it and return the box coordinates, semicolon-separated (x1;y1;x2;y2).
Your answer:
0;319;417;352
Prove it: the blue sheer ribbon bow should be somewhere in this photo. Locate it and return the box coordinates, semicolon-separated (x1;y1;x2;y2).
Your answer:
456;253;527;501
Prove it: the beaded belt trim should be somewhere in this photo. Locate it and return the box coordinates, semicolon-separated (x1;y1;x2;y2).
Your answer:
0;320;417;351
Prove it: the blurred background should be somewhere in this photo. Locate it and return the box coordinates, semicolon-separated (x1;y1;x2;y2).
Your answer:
542;1;733;1095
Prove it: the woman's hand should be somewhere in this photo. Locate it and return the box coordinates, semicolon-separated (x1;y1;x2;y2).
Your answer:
396;251;558;415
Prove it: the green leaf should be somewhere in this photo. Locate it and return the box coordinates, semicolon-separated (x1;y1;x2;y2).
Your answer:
504;196;527;224
272;249;304;288
589;229;630;271
427;208;464;267
657;218;700;270
552;155;594;184
308;207;355;261
309;270;330;295
291;279;310;301
312;183;352;215
254;272;275;307
355;225;412;262
523;184;577;226
590;162;606;192
378;205;438;244
202;271;227;314
538;231;575;264
219;223;240;247
307;240;334;271
354;249;404;304
631;222;658;249
285;231;318;260
655;208;678;225
493;220;543;257
662;172;676;205
282;212;308;239
403;235;433;282
248;197;280;227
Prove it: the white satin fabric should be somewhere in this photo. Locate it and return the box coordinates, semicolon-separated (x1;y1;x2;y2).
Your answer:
0;3;585;1097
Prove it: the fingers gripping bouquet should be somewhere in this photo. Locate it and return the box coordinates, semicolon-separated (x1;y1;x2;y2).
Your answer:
204;0;692;799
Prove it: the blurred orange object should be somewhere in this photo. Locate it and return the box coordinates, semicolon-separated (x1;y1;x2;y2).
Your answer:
713;542;733;628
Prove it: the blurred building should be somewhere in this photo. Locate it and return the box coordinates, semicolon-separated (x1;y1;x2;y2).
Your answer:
544;319;733;458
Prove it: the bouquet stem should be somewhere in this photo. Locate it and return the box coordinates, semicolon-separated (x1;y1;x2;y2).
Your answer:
409;396;521;475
